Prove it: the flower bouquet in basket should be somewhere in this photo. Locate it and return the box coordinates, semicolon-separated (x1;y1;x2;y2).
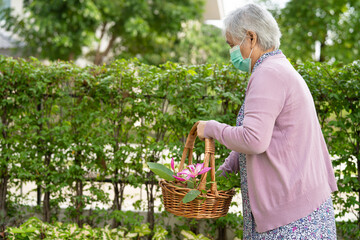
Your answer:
147;122;236;219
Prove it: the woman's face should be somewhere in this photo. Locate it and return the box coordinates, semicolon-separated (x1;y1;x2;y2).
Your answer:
226;32;252;59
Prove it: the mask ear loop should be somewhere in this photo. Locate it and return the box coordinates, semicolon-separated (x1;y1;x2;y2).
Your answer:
237;35;248;60
240;35;247;46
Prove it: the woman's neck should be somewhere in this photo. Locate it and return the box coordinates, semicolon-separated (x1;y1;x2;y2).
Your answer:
251;47;275;71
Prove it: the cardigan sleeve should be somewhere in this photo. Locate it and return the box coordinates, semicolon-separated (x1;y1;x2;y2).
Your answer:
204;66;286;154
218;151;240;176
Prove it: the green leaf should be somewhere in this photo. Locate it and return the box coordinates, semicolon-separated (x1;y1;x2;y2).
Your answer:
147;162;174;181
187;181;194;189
8;228;26;234
153;225;168;239
180;230;210;240
181;230;197;238
133;224;151;236
182;190;201;203
187;69;197;76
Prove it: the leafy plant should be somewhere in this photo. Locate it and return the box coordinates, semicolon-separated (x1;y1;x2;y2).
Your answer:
0;55;359;235
147;158;211;203
205;212;244;239
152;225;168;240
214;171;241;191
0;0;205;65
336;220;360;240
110;210;144;231
147;162;175;182
180;230;210;240
5;217;154;240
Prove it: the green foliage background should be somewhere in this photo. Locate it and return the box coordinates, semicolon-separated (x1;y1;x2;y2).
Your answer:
1;0;359;65
1;0;206;65
0;56;359;238
0;0;359;238
266;0;359;64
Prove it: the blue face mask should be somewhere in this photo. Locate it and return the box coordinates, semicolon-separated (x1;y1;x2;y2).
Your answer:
230;37;253;73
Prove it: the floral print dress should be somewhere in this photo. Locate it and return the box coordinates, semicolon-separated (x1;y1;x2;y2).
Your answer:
236;50;337;239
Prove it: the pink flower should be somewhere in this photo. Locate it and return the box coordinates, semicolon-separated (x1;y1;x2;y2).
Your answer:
171;157;175;173
188;163;211;177
177;163;211;179
173;175;187;181
176;169;192;180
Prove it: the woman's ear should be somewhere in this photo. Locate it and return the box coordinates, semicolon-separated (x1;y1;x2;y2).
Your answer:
247;31;257;48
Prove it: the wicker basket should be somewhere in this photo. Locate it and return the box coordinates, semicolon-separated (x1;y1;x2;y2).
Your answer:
159;122;235;219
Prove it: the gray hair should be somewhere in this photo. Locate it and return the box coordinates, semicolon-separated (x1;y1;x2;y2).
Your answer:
224;3;281;50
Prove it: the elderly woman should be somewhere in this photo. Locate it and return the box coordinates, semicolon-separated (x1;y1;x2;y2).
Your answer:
197;3;338;239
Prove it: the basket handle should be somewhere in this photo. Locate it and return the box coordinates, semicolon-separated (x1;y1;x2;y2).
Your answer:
178;121;218;196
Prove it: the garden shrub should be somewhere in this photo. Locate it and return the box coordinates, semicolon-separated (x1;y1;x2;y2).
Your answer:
0;56;359;237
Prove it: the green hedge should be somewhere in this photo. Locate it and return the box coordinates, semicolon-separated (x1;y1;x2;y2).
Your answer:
0;56;359;237
4;216;236;240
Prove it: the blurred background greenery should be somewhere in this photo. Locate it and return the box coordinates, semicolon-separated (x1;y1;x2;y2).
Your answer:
0;1;359;239
0;0;359;66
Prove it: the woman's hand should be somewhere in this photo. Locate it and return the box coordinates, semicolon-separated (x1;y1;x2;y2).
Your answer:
197;121;208;141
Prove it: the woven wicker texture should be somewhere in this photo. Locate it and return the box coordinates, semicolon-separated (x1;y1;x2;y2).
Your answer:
160;122;235;219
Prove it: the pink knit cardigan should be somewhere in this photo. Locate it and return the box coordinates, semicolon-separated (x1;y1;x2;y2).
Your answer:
204;53;338;232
